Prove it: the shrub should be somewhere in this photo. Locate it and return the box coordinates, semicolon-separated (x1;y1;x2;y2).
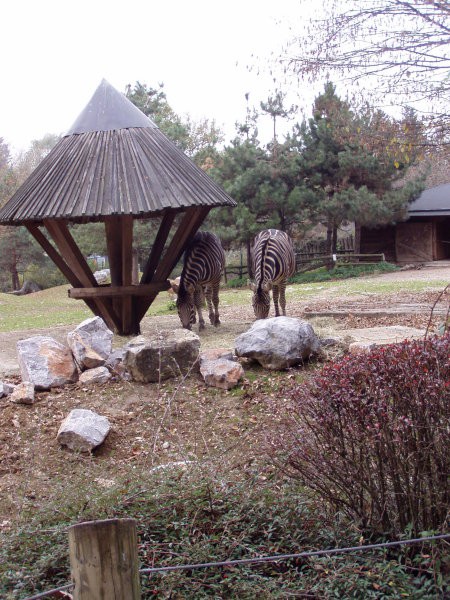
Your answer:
226;276;247;288
289;262;398;284
280;333;450;536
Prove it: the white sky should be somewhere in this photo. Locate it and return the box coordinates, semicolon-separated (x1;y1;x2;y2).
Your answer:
0;0;319;154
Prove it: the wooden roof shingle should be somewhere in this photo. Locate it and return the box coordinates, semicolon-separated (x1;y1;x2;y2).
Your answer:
0;79;236;225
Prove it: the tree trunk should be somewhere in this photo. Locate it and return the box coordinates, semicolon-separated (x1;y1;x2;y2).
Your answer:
326;221;333;270
354;222;361;254
332;225;338;255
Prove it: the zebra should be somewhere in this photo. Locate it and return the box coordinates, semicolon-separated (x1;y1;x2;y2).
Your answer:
173;231;225;331
250;229;296;319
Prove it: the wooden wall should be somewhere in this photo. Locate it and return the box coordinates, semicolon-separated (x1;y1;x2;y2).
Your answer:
360;225;396;261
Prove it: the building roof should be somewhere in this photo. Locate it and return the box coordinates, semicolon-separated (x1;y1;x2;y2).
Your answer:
408;182;450;216
0;80;236;225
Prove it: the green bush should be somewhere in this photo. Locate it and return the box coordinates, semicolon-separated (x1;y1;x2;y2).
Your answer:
226;276;248;288
280;333;450;537
290;262;399;284
25;262;68;289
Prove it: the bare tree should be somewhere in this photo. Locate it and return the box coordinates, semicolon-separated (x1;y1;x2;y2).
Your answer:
283;0;450;142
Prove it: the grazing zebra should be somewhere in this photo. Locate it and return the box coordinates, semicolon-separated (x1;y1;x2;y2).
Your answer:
174;231;225;331
250;229;296;319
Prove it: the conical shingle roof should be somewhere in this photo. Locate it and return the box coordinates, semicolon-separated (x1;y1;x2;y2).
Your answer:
0;80;235;224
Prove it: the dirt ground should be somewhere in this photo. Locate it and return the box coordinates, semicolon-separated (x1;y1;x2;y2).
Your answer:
0;265;448;526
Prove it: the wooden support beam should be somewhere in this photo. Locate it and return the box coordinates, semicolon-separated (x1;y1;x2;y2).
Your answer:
26;223;82;287
136;206;210;321
140;210;176;285
26;223;99;318
69;281;170;299
44;219;120;332
121;217;134;334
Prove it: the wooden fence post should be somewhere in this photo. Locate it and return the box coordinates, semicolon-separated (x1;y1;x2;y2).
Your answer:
68;518;141;599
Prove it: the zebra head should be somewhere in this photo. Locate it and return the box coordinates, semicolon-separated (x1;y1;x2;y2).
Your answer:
250;282;271;319
176;286;196;329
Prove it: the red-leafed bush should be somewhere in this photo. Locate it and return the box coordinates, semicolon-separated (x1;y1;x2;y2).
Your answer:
282;333;450;536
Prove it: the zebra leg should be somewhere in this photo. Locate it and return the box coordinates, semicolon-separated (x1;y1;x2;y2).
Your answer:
279;281;287;316
211;284;221;326
272;285;280;316
194;285;206;330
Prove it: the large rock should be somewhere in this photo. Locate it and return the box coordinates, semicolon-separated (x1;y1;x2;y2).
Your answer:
235;317;320;370
57;408;110;452
67;317;113;370
123;329;200;382
17;336;78;390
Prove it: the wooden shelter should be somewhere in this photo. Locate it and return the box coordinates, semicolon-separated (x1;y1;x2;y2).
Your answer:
360;183;450;263
0;80;236;335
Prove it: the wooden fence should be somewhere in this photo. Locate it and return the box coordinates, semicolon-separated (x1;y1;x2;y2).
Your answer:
223;235;387;280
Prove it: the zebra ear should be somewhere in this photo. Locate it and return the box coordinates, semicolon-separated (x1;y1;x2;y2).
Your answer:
247;279;256;291
262;282;272;292
185;283;195;294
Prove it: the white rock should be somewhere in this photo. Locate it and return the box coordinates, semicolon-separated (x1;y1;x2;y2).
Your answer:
10;382;35;405
67;317;113;370
17;336;78;390
78;366;112;385
235;317;320;370
57;408;111;452
200;358;244;390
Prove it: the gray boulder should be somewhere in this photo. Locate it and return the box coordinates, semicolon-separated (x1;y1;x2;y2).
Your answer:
57;408;110;452
17;336;78;390
123;329;200;382
67;317;113;370
235;317;320;370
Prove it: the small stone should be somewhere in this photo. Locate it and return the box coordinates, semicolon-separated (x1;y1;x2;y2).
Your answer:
200;358;244;390
57;408;110;452
10;382;35;405
0;381;15;397
78;366;112;385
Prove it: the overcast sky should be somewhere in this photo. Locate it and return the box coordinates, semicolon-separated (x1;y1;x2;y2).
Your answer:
0;0;319;154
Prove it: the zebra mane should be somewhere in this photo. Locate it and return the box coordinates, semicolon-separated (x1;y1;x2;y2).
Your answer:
257;236;271;292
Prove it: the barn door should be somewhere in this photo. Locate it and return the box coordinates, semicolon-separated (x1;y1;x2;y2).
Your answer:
395;222;435;263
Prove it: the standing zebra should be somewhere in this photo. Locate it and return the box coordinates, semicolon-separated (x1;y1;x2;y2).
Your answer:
173;231;225;331
250;229;296;319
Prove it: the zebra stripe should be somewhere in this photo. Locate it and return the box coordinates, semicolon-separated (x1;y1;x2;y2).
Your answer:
176;231;225;330
251;229;295;319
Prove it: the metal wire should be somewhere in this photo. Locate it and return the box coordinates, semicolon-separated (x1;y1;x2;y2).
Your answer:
22;533;450;599
140;533;450;574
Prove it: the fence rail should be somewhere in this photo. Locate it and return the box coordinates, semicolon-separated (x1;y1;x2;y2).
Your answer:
225;253;385;280
23;520;449;600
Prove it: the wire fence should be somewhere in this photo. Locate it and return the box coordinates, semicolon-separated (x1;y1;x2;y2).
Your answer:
23;532;450;600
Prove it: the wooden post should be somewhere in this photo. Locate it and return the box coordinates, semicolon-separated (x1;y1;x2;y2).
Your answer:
68;518;141;599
